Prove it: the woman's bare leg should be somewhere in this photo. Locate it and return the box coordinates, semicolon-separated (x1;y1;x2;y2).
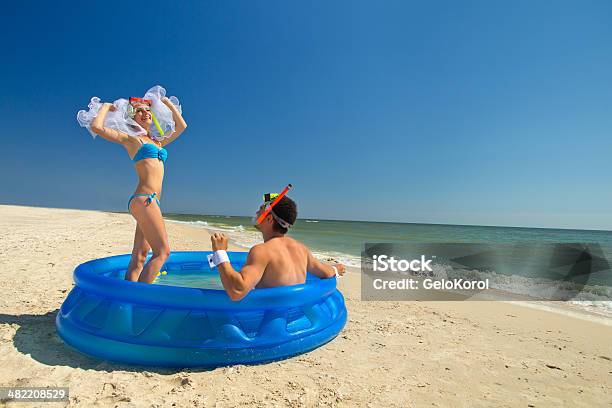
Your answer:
125;225;152;282
129;197;170;284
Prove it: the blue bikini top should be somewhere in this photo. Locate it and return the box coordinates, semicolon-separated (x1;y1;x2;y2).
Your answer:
133;140;168;163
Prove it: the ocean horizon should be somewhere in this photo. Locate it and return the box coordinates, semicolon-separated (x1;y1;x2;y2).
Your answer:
167;212;612;233
164;212;612;257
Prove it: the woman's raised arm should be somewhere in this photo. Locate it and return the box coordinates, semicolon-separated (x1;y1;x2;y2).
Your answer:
160;97;187;146
90;103;131;145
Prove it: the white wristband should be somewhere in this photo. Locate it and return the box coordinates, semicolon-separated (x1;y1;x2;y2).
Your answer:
332;265;340;278
207;250;230;268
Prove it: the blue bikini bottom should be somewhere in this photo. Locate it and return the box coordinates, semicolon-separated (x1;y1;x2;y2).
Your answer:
127;192;161;213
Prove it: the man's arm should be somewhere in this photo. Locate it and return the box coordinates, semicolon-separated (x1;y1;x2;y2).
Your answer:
307;249;345;279
211;233;267;301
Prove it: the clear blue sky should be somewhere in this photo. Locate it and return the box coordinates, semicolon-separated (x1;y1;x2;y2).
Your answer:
1;1;611;230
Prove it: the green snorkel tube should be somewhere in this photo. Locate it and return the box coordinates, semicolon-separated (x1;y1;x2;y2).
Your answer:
150;111;165;137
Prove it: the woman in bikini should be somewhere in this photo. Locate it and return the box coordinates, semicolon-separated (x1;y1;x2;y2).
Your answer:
77;86;187;283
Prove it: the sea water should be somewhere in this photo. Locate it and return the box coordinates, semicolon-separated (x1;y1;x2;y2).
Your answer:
164;214;612;317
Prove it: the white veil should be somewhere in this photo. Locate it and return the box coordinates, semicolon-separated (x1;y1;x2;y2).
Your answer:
76;85;182;141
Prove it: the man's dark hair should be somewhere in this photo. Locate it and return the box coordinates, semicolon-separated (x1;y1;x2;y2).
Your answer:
271;196;297;234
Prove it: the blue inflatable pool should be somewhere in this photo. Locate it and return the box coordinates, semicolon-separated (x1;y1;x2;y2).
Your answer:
56;251;347;367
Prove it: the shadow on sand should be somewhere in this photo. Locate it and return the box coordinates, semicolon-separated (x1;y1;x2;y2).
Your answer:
0;310;214;374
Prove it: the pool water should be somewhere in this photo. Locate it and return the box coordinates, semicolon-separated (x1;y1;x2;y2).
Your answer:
153;270;225;290
106;269;225;290
106;261;320;290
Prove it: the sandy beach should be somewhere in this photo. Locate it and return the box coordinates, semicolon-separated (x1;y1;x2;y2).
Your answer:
0;204;610;407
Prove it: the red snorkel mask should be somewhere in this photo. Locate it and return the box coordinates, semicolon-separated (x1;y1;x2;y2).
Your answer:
255;184;293;227
129;97;152;106
127;97;153;119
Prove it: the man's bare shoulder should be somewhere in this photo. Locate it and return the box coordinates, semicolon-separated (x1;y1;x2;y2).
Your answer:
248;243;269;258
251;237;309;255
280;236;311;257
251;243;264;249
291;237;310;253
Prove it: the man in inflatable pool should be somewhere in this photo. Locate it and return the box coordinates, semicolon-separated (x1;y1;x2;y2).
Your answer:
209;195;345;301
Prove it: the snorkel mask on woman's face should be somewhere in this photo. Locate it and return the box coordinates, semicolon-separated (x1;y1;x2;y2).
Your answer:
127;97;166;141
127;97;152;119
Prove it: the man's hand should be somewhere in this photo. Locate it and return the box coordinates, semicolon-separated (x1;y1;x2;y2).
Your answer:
211;232;229;251
334;263;346;276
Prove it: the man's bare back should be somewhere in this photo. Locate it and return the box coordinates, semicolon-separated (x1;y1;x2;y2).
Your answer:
253;236;308;288
210;232;345;301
